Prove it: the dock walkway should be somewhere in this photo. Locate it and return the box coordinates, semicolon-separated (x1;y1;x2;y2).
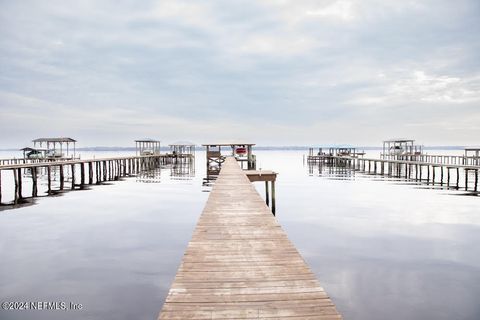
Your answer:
158;157;341;319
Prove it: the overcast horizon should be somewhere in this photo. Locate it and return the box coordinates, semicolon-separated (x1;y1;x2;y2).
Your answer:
1;0;479;149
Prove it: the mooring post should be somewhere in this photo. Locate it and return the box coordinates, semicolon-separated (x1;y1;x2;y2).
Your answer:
103;161;107;181
475;170;478;192
17;168;22;199
71;164;76;189
80;163;85;185
265;181;270;206
88;162;93;184
32;167;38;197
465;169;469;190
13;168;18;202
271;180;276;216
47;166;52;194
60;165;64;190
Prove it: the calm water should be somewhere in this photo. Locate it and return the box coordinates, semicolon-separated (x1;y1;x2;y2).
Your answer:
0;150;479;320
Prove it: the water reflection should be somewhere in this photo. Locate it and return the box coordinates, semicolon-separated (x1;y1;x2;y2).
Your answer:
307;161;479;196
0;151;208;320
258;150;480;320
1;150;479;320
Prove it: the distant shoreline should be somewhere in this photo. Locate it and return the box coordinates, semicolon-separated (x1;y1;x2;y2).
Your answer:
0;146;468;152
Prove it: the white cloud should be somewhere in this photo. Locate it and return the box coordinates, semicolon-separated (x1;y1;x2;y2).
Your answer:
306;1;356;21
1;0;479;147
348;70;480;106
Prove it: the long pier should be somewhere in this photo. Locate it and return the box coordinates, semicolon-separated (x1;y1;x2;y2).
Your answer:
158;157;341;319
0;155;168;205
308;155;480;191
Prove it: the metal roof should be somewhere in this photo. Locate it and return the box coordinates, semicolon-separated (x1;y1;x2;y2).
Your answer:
383;139;415;143
202;143;256;146
464;146;480;151
135;139;160;143
32;137;77;143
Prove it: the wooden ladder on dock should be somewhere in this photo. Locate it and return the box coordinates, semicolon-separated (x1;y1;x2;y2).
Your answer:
158;157;342;319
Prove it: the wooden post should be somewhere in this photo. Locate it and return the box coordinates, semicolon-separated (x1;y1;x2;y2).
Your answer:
32;167;38;197
17;168;22;199
465;169;469;190
475;170;478;192
0;170;2;204
71;164;76;189
89;162;93;184
47;165;52;194
103;161;107;181
271;180;276;216
265;181;270;206
456;168;460;188
60;165;64;190
80;163;85;185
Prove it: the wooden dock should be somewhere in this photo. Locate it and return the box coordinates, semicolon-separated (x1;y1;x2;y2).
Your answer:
158;157;341;319
0;155;168;205
308;154;480;191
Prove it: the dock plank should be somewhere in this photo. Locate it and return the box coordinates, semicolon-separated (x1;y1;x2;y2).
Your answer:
158;157;342;319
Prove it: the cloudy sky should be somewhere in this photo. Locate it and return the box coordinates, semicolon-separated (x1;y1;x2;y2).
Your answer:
1;0;479;148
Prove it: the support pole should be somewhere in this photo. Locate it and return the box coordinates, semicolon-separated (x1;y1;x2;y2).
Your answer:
60;165;64;190
17;168;22;199
80;163;85;185
265;181;270;206
32;167;38;197
47;166;52;194
271;180;276;216
89;162;93;184
71;164;76;189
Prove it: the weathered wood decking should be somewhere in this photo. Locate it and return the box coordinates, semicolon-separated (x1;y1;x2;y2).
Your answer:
159;157;341;319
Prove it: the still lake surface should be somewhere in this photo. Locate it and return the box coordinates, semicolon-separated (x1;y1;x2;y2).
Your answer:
0;150;479;320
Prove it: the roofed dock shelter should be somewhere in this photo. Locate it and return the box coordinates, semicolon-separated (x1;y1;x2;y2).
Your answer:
32;137;77;159
203;143;256;176
382;139;423;160
465;147;480;166
168;143;195;164
135;139;161;156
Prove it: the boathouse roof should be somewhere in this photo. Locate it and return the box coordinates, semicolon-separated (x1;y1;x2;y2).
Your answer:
464;146;480;151
202;143;256;146
135;139;160;143
383;138;415;143
32;137;77;143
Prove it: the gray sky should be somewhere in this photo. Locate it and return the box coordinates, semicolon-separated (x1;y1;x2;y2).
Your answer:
1;0;479;148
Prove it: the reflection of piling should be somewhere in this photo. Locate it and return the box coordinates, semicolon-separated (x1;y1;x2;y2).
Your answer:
308;154;480;192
